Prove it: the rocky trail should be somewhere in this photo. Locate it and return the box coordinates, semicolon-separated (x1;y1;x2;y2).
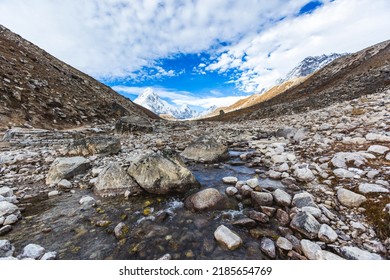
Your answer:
1;90;389;260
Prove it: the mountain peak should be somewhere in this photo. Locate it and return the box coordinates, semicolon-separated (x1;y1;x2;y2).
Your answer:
134;88;199;120
278;53;346;84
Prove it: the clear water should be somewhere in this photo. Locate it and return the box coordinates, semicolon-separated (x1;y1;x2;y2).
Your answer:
5;152;284;260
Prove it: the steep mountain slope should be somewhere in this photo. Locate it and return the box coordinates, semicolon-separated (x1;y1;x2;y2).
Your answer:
204;53;345;118
134;88;198;119
206;40;390;121
0;25;158;130
204;77;307;118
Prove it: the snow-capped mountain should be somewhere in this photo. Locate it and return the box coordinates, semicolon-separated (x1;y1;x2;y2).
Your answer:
278;53;346;84
196;105;218;118
134;88;199;119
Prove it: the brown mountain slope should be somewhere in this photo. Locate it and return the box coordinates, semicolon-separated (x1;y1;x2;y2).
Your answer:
0;25;159;130
203;76;307;118
205;40;390;122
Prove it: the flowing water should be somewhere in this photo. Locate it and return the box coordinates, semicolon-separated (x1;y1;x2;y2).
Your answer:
6;150;285;259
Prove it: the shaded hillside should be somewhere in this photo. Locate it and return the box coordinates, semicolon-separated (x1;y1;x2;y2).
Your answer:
205;40;390;121
0;25;158;130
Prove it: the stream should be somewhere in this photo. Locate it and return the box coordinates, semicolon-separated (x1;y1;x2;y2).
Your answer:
5;150;286;259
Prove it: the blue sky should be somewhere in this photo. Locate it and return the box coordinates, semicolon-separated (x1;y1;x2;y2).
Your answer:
1;0;389;110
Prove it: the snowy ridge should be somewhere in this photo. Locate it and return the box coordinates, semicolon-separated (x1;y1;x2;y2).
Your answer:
278;53;346;84
134;88;199;119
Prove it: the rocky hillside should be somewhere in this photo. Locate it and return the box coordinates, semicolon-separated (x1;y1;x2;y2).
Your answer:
203;77;307;118
0;25;158;130
206;40;390;121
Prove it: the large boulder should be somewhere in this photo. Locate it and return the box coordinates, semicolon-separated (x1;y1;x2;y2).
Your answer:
67;136;121;156
94;163;143;197
127;153;200;195
181;136;229;163
46;157;91;185
115;115;153;134
185;188;226;211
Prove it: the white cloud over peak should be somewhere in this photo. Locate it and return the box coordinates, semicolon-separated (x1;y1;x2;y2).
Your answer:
206;0;390;92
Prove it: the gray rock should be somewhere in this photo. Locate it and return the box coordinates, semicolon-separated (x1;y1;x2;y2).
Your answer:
232;218;257;228
58;179;72;189
246;178;259;189
276;209;290;225
115;115;153;134
386;153;390;161
181;136;229;163
365;133;390;142
40;251;57;260
260;237;276;259
128;153;200;195
318;224;338;243
367;145;389;155
240;185;253;196
294;165;315;182
0;201;19;217
79;196;96;207
19;244;45;260
248;210;269;223
0;187;13;198
290;212;321;239
358;183;389;194
276;237;293;251
301;206;322;218
273;189;291;207
330;152;366;168
0;240;15;257
3;214;18;225
251;191;273;207
0;225;12;236
46;157;91;185
317;250;345;260
340;246;382;260
0;216;4;225
186;188;226;211
225;187;238;196
95;162;142;197
271;154;287;164
222;176;238;184
292;192;317;208
337;188;366;207
48;190;60;197
275;127;296;139
114;222;128;240
293;127;308;142
333;168;356;179
67;136;121;156
300;239;322;260
318;204;336;220
214;225;242;250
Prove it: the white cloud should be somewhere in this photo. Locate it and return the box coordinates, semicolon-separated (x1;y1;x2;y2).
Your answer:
0;0;309;78
206;0;390;92
112;86;248;109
